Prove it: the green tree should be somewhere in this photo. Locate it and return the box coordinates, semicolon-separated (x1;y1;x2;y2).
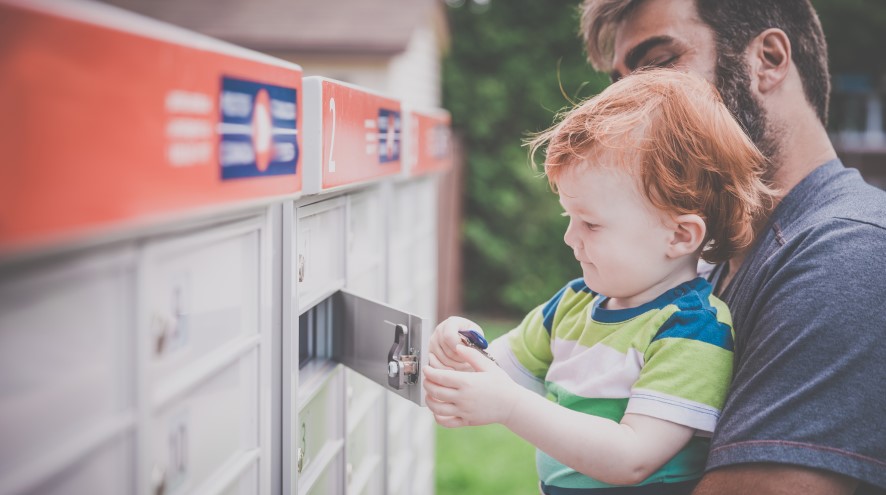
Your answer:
443;0;608;315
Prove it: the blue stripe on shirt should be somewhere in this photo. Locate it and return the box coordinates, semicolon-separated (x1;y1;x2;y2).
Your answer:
542;278;591;333
651;310;734;351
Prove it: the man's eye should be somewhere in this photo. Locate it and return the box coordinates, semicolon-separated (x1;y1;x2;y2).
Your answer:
647;55;678;68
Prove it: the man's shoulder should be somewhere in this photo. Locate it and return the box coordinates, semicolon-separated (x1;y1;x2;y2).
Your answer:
728;168;886;312
766;166;886;266
788;165;886;231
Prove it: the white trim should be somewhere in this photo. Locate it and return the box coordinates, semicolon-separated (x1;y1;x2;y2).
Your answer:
626;388;720;433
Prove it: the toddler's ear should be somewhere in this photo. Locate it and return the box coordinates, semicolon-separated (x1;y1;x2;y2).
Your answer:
667;214;706;258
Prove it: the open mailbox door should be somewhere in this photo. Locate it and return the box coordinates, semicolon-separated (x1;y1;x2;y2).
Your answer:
332;290;430;406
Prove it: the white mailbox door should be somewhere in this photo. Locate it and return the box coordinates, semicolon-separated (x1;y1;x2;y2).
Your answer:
331;290;430;406
139;213;271;495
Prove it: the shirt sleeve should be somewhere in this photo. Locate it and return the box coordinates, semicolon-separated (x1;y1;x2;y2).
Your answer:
626;298;734;434
707;219;886;488
487;301;552;395
488;280;590;394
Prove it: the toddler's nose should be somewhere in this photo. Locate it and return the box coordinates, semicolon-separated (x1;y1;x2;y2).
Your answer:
563;219;581;249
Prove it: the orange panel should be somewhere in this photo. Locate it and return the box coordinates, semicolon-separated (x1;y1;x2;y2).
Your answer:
408;109;452;176
318;79;402;189
0;2;303;251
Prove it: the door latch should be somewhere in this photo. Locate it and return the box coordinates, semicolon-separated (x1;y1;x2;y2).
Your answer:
387;324;419;390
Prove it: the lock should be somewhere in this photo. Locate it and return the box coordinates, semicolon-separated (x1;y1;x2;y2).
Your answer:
297;420;307;473
152;275;189;357
296;447;305;474
151;465;166;495
387;324;419;390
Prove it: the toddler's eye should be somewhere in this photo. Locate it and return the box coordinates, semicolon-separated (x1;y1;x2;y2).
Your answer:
584;222;599;230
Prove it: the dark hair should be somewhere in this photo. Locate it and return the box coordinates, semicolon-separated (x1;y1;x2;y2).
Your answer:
581;0;831;125
695;0;830;125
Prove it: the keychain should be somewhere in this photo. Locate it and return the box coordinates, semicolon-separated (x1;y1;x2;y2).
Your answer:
458;329;497;364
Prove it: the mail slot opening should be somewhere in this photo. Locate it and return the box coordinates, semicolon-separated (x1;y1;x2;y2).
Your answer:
299;298;333;369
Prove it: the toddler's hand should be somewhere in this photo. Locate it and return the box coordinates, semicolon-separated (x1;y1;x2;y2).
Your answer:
424;344;522;427
428;316;484;371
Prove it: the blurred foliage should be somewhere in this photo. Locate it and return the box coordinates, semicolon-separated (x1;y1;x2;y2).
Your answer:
443;0;609;315
444;0;886;317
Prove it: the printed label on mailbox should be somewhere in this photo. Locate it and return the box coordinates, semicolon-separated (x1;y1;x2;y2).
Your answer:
377;108;401;164
408;110;452;176
321;80;402;189
219;77;299;180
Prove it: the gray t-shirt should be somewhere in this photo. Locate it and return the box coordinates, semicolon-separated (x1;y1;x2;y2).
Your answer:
706;159;886;491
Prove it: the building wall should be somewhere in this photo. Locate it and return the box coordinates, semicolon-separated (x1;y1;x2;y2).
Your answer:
273;25;443;110
387;25;443;109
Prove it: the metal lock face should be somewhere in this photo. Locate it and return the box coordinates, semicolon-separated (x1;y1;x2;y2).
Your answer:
387;324;419;390
332;289;429;405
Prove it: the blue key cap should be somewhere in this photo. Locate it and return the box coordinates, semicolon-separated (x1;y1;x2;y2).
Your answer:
458;329;488;349
458;329;496;363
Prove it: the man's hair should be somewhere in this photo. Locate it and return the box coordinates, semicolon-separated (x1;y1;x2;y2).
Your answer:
580;0;830;125
530;69;774;263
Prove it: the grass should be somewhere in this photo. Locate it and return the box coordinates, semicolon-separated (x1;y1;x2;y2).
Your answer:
435;315;541;495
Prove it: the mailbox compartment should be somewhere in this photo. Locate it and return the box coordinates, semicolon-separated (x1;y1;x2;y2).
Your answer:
296;197;347;312
140;217;262;383
25;433;135;495
293;365;345;495
410;412;437;495
386;178;437;322
345;370;384;495
385;395;416;495
345;385;384;495
0;248;135;494
148;348;260;495
216;460;259;495
296;367;344;481
300;452;343;495
346;188;385;299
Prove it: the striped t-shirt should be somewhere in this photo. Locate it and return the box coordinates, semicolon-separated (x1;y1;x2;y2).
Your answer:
487;277;734;493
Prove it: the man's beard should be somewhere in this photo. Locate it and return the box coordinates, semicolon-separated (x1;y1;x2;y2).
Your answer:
715;49;782;179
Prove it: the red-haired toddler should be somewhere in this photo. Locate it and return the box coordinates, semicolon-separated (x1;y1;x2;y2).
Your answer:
425;69;775;494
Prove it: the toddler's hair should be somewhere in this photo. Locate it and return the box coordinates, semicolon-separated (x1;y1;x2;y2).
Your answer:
530;69;774;263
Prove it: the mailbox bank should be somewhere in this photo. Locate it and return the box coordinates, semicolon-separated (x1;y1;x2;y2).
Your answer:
0;2;452;495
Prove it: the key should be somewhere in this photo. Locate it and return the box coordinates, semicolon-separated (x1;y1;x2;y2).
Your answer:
458;329;497;364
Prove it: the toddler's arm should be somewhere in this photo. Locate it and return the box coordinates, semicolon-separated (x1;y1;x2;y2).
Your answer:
424;345;694;486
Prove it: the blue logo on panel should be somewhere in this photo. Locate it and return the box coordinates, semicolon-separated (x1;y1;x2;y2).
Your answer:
377;108;401;164
219;76;298;180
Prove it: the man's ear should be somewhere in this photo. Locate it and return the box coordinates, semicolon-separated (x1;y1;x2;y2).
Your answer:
748;28;791;94
667;214;706;259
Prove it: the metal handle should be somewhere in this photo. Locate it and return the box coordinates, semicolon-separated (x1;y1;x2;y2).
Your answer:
297;254;305;283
